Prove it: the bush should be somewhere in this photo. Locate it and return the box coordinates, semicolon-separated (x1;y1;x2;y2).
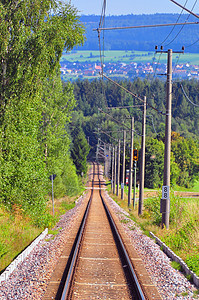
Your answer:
33;212;58;229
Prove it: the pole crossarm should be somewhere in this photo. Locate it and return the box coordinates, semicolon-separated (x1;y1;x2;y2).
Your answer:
98;137;110;145
170;0;199;19
156;50;184;54
100;130;120;143
99;146;105;152
98;152;106;159
98;108;142;136
98;108;131;131
106;105;144;109
94;21;199;32
100;73;166;115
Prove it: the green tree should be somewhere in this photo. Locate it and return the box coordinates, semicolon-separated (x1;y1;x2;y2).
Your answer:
145;138;164;188
171;135;199;187
40;72;80;197
0;0;85;214
71;124;90;176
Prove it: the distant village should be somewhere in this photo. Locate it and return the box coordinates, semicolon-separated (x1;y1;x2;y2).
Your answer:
60;61;199;81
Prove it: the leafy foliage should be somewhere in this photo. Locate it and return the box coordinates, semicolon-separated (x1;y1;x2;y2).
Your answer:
145;138;164;188
0;0;85;221
71;123;90;176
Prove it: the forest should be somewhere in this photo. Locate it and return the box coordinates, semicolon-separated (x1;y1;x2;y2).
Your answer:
78;14;199;52
71;78;199;189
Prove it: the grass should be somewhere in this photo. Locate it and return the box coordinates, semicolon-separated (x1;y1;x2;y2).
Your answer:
172;180;199;193
61;50;199;65
171;261;182;271
0;205;42;273
0;193;82;273
106;181;199;277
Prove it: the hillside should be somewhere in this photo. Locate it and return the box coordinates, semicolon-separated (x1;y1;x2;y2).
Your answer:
78;14;199;52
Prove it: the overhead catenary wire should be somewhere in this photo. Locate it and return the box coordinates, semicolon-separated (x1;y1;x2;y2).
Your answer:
100;73;166;115
98;0;106;76
106;105;144;109
180;83;199;106
160;0;189;46
170;0;199;19
98;107;142;136
100;130;122;143
153;51;163;78
94;21;199;32
146;115;158;134
186;37;199;47
165;0;198;47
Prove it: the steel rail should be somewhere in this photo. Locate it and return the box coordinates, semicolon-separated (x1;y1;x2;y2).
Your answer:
60;164;95;300
98;169;146;300
60;162;146;299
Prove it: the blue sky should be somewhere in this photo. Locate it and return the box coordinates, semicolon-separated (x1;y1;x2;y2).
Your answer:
69;0;198;15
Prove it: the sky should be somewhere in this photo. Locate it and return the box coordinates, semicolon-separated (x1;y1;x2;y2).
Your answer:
69;0;198;15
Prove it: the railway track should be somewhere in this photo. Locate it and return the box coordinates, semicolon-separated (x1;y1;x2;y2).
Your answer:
44;162;162;300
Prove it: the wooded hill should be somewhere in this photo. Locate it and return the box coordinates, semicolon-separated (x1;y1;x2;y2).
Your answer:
78;14;199;52
71;78;199;188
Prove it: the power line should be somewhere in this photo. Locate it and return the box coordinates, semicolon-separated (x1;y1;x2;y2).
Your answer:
153;51;163;78
180;83;199;106
94;21;199;32
173;52;183;73
98;107;142;136
98;0;106;76
170;0;199;19
186;37;199;47
165;0;198;47
106;105;144;109
100;73;166;115
160;0;188;46
146;115;157;134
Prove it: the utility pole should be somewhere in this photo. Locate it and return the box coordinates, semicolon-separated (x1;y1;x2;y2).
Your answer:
121;130;126;200
117;139;120;196
161;49;172;229
108;144;112;179
104;143;107;177
156;47;184;229
133;158;137;209
111;146;114;191
96;138;99;162
138;96;146;215
113;145;117;194
128;117;134;207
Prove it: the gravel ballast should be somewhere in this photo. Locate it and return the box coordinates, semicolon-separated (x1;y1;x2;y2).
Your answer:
104;191;198;300
0;189;198;299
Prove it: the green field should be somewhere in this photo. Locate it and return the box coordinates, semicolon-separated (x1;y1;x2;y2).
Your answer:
61;50;199;65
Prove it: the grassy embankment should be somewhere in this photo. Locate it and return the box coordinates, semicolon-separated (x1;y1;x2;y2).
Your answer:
107;181;199;279
0;192;84;273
